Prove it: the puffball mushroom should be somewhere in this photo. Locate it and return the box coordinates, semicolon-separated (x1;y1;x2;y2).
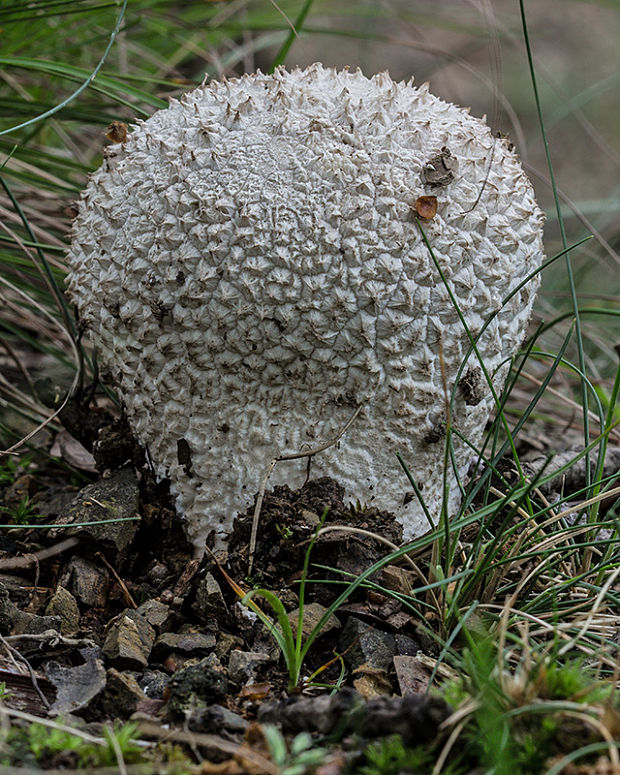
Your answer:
66;64;544;551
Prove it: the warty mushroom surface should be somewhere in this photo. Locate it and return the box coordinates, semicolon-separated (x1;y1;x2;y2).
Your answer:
66;64;545;551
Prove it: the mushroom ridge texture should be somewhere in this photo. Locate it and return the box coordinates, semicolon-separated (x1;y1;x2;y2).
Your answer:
66;64;545;551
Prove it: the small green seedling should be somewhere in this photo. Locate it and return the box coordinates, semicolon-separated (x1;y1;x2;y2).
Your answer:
0;682;13;702
213;508;346;692
360;735;433;775
27;720;143;768
262;726;327;775
0;496;38;525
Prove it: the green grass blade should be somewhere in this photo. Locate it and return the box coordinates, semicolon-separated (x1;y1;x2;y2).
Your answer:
270;0;316;70
519;0;591;497
0;0;130;137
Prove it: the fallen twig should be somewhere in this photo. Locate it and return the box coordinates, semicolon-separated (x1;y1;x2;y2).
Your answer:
137;720;278;774
95;551;137;609
2;631;96;648
0;538;79;571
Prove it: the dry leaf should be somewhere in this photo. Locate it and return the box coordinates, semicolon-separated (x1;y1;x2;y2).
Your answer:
50;430;97;472
414;195;438;220
106;121;128;144
238;682;272;701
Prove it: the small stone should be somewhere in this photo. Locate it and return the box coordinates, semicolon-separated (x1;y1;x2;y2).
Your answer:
45;586;80;636
0;584;14;635
102;668;151;718
258;688;363;735
395;633;420;656
62;556;109;608
192;572;227;621
353;670;393;699
11;609;61;636
152;630;216;660
227;650;270;685
146;562;170;587
287;602;340;642
393;655;431;696
187;704;249;734
339;617;397;672
214;631;244;661
139;669;170;699
167;658;228;717
102;610;155;668
136;599;174;633
45;646;106;714
51;468;139;563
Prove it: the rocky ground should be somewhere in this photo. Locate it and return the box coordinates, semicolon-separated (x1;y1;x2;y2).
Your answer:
1;387;620;773
0;392;459;773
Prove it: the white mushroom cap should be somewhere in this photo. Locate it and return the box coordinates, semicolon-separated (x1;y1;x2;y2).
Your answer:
66;64;544;550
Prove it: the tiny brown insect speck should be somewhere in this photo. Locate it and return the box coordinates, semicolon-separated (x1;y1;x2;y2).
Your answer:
414;195;438;220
